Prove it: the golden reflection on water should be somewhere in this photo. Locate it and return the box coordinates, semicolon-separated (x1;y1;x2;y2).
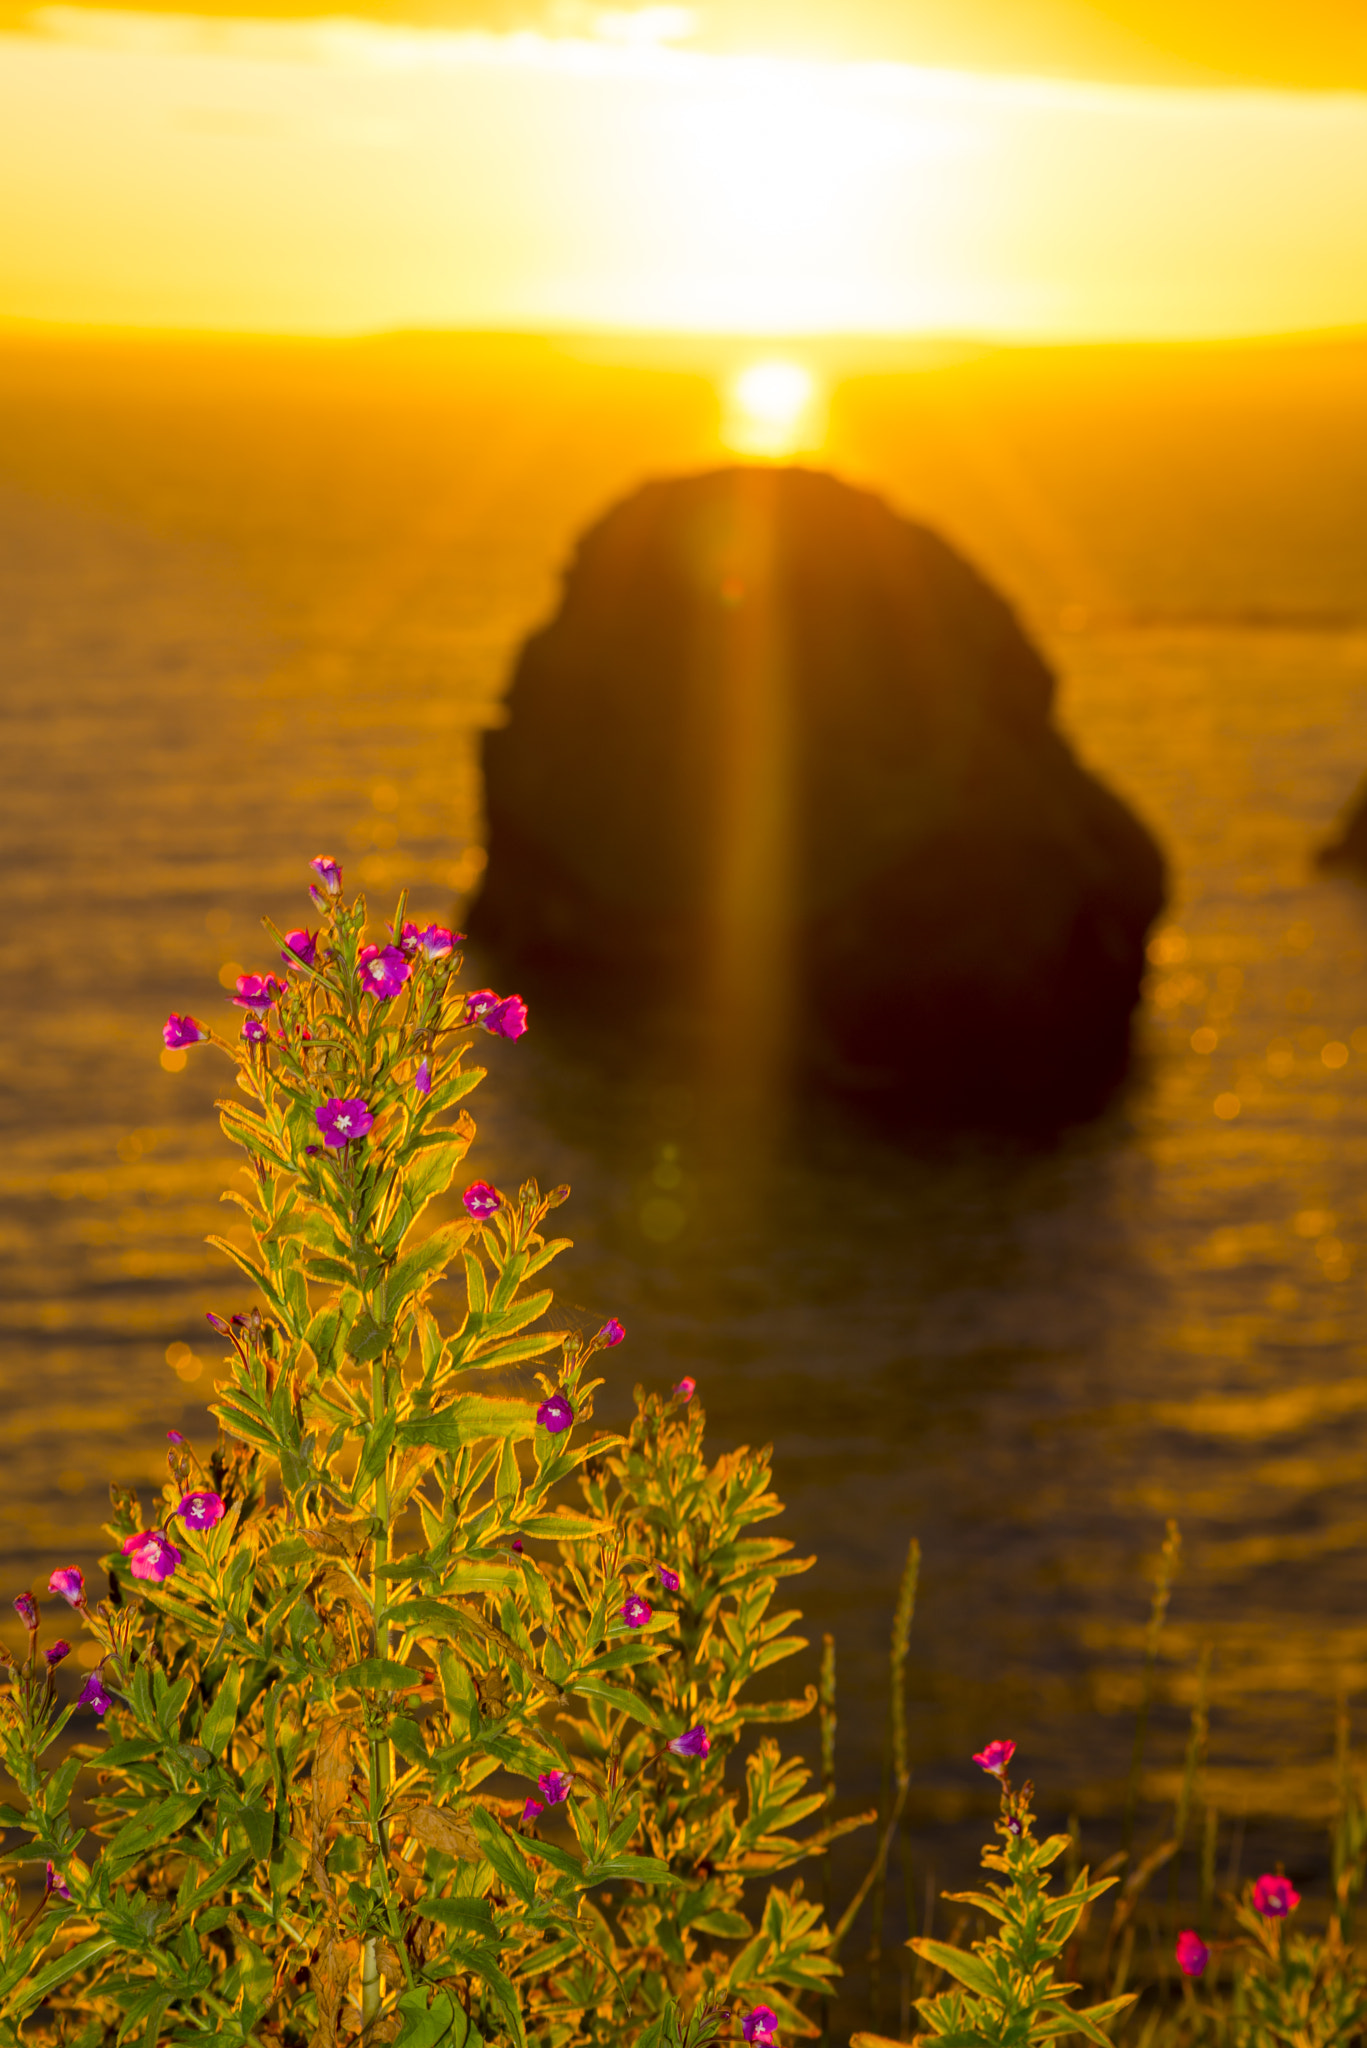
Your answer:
2;332;1367;1872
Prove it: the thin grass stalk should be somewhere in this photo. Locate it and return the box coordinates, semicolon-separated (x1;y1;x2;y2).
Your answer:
1122;1519;1182;1867
1169;1643;1211;1918
868;1538;920;2024
1200;1802;1219;1927
819;1633;837;2048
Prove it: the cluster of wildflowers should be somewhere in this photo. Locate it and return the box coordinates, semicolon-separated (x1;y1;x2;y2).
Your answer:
0;858;847;2047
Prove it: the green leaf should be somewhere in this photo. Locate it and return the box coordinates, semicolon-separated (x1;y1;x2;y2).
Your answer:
910;1941;1006;2006
394;1986;469;2048
105;1792;205;1871
566;1673;665;1731
582;1853;680;1886
347;1309;391;1365
198;1661;243;1759
396;1396;540;1451
337;1658;419;1693
466;1805;536;1907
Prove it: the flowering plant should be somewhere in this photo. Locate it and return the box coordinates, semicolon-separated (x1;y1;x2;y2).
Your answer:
852;1749;1135;2048
0;861;852;2047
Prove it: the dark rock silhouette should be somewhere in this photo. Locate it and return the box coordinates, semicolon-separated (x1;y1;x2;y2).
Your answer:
473;466;1167;1126
1317;781;1367;872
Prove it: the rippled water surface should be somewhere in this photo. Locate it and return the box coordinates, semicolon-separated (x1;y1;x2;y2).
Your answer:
4;330;1367;1911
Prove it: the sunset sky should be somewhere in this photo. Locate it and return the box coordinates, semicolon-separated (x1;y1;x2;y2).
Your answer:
2;0;1366;337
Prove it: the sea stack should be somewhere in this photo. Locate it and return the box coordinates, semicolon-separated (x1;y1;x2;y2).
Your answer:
473;466;1167;1126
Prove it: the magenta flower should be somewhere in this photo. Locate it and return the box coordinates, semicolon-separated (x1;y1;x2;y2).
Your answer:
232;973;283;1012
167;1429;185;1443
521;1795;546;1823
205;1311;232;1336
674;1377;696;1403
393;921;422;955
177;1491;225;1532
78;1670;112;1715
122;1530;182;1584
656;1563;681;1594
13;1591;38;1630
419;925;458;961
668;1725;710;1760
241;1015;269;1045
45;1864;72;1902
357;945;411;1000
414;1060;432;1096
742;2010;778;2047
464;989;499;1023
620;1595;652;1628
282;928;317;969
1252;1874;1300;1918
310;855;343;898
45;1640;71;1666
1175;1931;1209;1977
598;1319;625;1347
538;1769;573;1805
511;1536;524;1555
463;1182;502;1220
973;1740;1016;1778
48;1569;84;1609
162;1013;203;1049
316;1098;374;1149
486;995;528;1039
537;1392;574;1435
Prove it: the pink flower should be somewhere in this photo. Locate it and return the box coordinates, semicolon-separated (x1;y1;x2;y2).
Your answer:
537;1393;574;1435
310;855;343;898
419;925;459;961
282;929;317;969
232;973;283;1011
656;1563;681;1594
621;1596;652;1628
122;1530;182;1584
47;1569;85;1609
598;1319;625;1347
463;1182;502;1220
177;1491;225;1532
167;1430;185;1443
162;1014;203;1049
44;1640;71;1666
538;1769;574;1805
465;990;528;1038
316;1098;374;1149
673;1377;696;1403
521;1796;546;1823
393;921;422;955
13;1591;37;1630
414;1060;432;1096
1175;1931;1209;1977
1252;1874;1300;1918
668;1725;710;1760
486;995;528;1040
742;2010;778;2046
241;1015;269;1045
78;1670;112;1715
973;1740;1016;1778
510;1536;524;1555
45;1864;72;1902
358;945;411;1000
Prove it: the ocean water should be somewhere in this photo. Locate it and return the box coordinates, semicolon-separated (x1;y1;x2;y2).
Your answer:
3;329;1367;1963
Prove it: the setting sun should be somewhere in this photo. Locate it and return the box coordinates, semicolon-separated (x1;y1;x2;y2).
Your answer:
723;359;821;456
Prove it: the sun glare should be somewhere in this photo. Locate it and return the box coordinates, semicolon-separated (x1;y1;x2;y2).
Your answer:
723;360;821;457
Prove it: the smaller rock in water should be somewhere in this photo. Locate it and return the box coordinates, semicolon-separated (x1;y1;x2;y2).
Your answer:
472;466;1167;1128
